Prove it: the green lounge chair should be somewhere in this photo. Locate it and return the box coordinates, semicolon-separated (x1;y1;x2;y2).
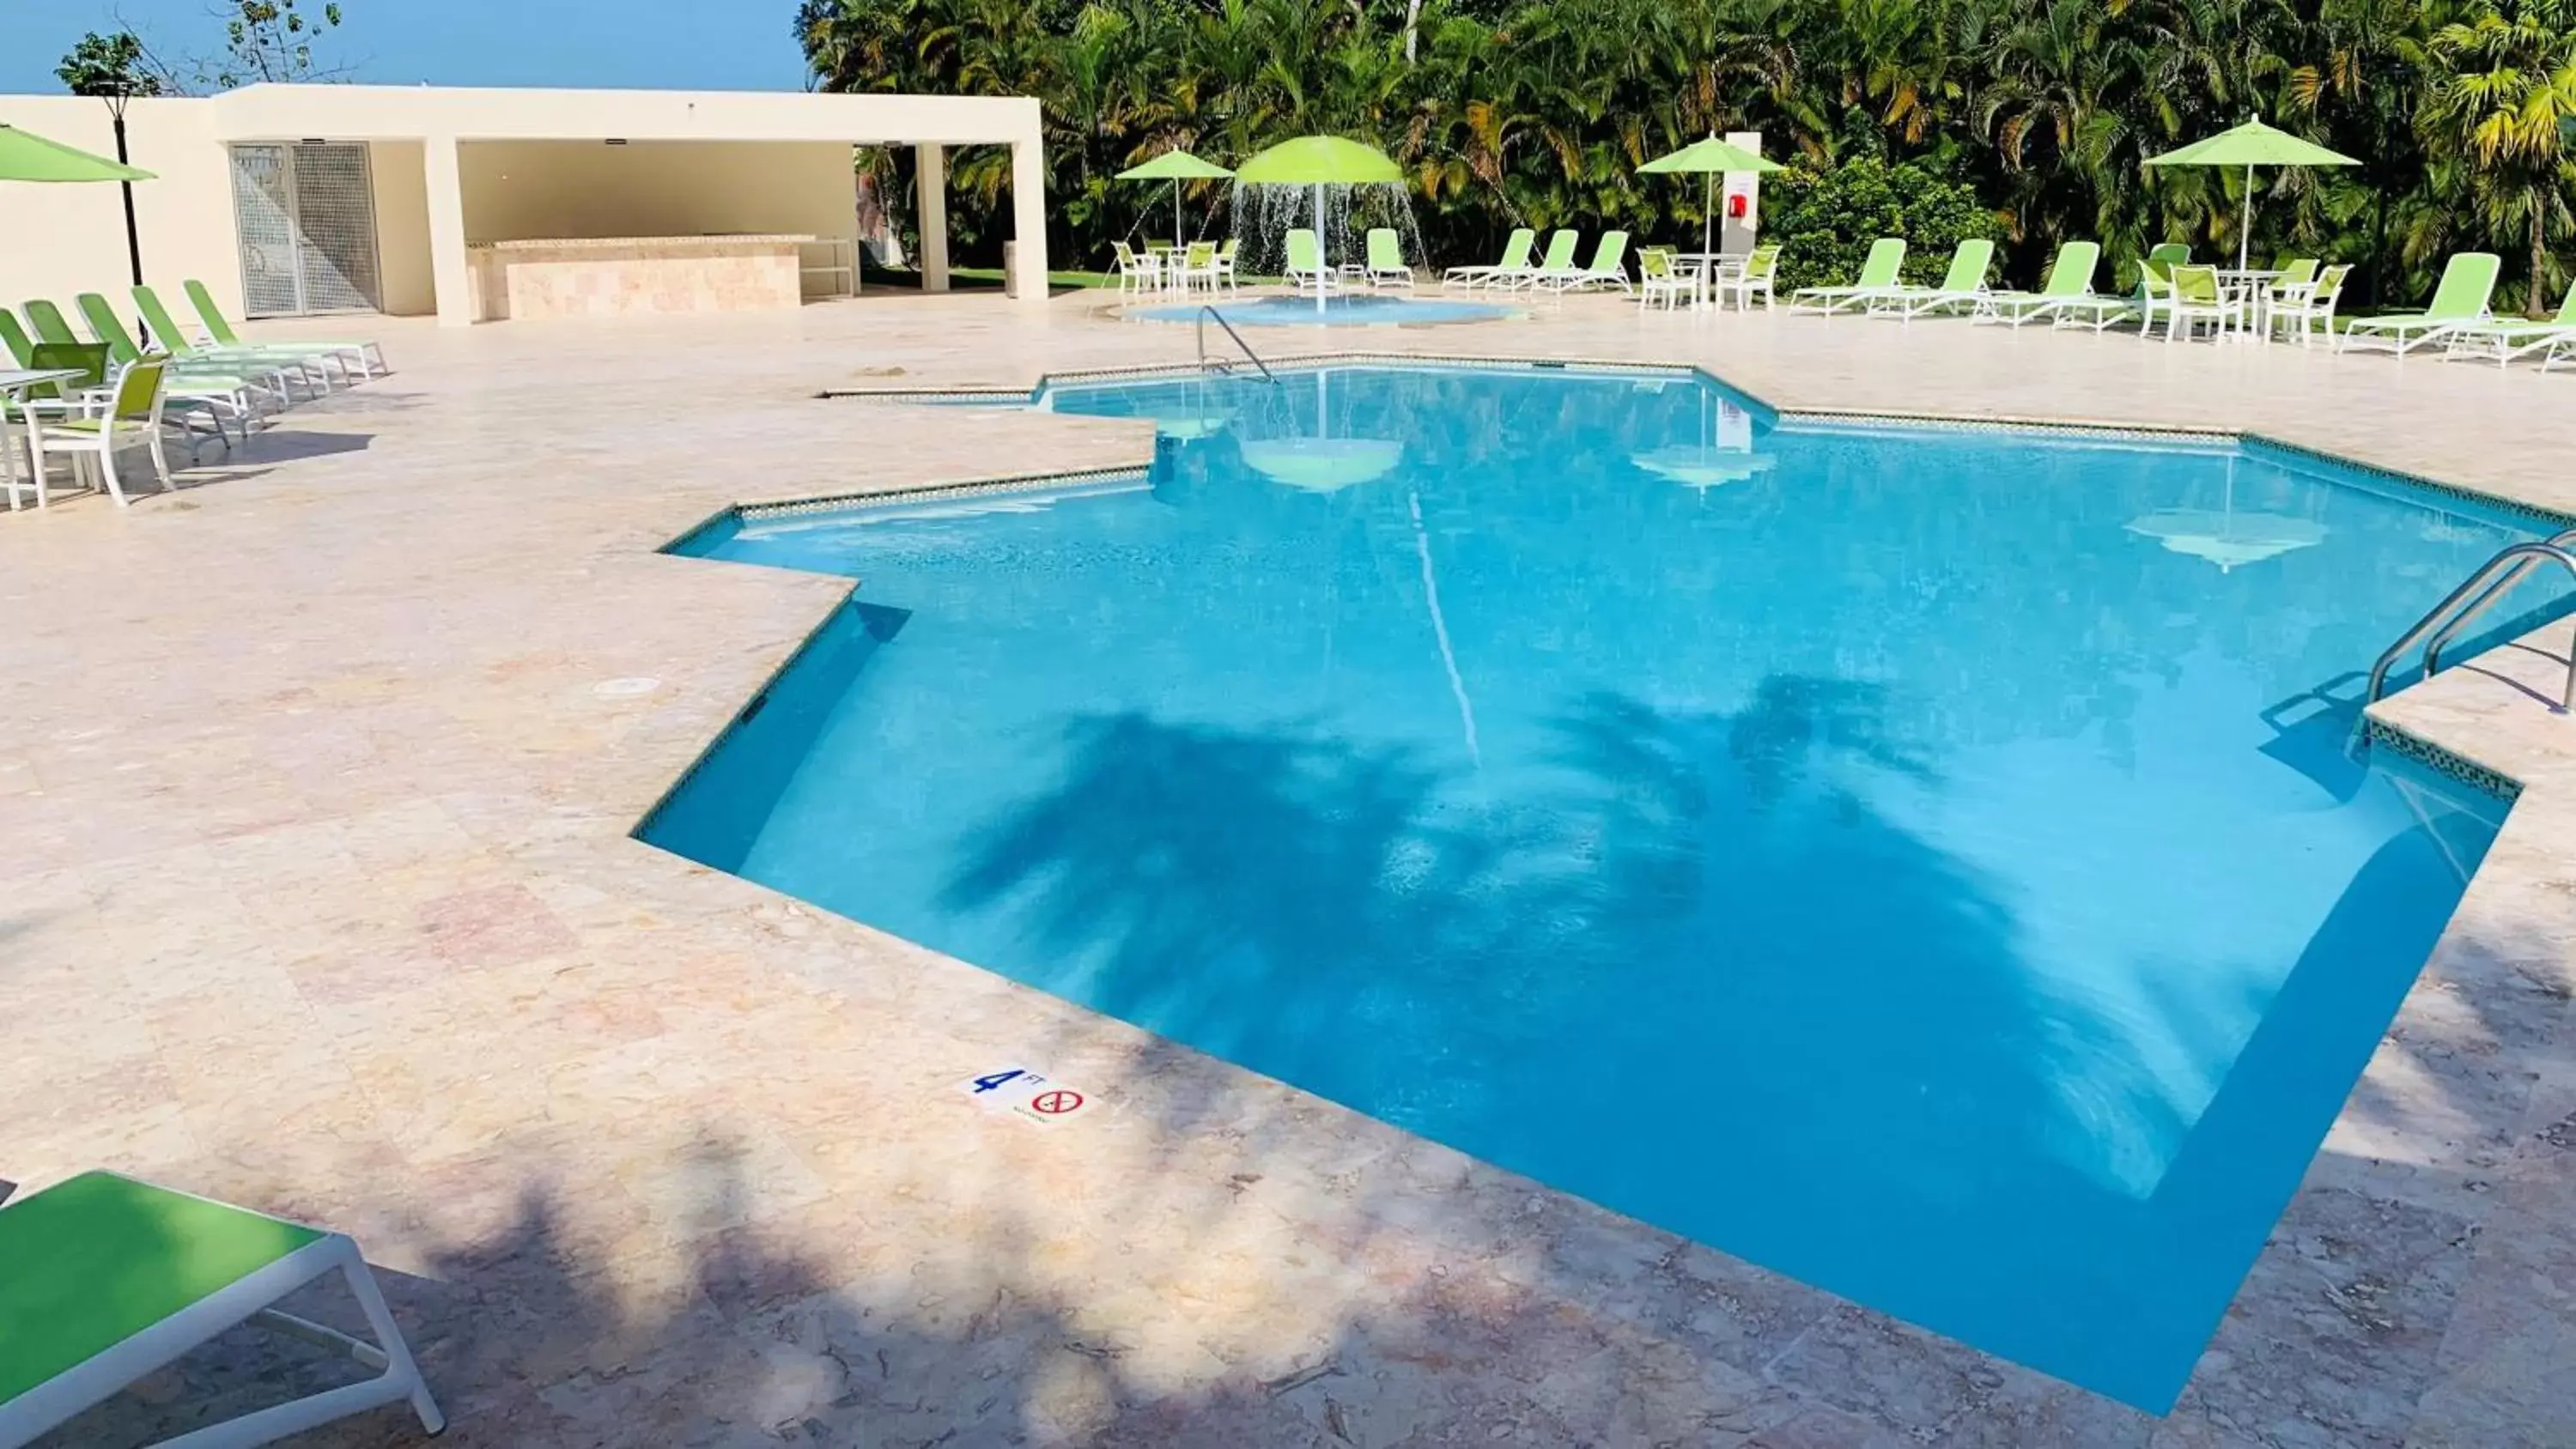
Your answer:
1972;241;2119;328
1507;230;1582;291
1872;238;1996;318
184;279;386;379
1534;230;1630;293
83;291;302;406
1282;227;1330;290
1443;227;1534;289
68;294;269;445
2444;284;2576;367
0;1171;441;1446
1364;227;1414;289
2341;252;2502;356
133;284;336;393
1789;238;1907;313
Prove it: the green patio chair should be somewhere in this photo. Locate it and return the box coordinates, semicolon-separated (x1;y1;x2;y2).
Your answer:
2443;282;2576;367
1873;238;1996;318
2163;264;2244;342
89;290;306;405
1721;244;1783;310
1534;230;1630;293
1364;227;1414;289
133;284;334;394
1972;241;2120;329
71;293;267;445
2340;252;2502;356
1282;227;1328;290
1789;238;1907;313
184;278;386;379
2268;262;2351;347
1442;227;1534;289
1507;230;1582;291
0;308;37;369
1637;247;1693;311
19;298;82;349
0;1171;442;1445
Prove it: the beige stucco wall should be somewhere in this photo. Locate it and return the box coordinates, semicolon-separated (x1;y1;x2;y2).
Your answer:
0;95;246;325
455;141;854;246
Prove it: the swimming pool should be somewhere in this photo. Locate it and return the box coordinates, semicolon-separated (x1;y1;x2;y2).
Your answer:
1125;294;1518;325
649;363;2539;1410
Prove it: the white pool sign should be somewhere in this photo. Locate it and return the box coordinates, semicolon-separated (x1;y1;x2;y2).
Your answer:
959;1067;1096;1125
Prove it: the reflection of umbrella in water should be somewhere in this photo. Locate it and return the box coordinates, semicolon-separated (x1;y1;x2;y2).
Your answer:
1237;368;1402;491
2127;508;2326;568
2126;455;2327;570
1631;391;1771;495
1630;444;1777;491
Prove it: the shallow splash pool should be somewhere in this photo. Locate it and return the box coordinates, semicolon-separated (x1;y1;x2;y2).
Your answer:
647;363;2539;1410
1124;294;1517;326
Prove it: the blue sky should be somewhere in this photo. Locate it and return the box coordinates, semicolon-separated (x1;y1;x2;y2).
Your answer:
7;0;812;94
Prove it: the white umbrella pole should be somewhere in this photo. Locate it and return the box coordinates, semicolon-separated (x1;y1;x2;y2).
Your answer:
1174;179;1183;248
1704;173;1715;258
2239;164;2254;273
1315;182;1327;312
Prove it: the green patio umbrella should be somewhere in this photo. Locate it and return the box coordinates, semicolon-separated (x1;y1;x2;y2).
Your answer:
1236;136;1406;307
1639;135;1781;259
1115;149;1236;249
0;124;154;183
2142;118;2356;272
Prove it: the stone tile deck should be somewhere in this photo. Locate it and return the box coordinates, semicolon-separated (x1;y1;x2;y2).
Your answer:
9;291;2575;1447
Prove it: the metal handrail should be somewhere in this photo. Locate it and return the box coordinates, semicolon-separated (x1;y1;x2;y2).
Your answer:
1196;306;1276;382
2366;537;2576;712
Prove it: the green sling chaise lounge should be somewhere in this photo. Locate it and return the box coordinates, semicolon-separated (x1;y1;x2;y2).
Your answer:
0;1171;443;1448
1788;237;1907;314
2339;252;2500;357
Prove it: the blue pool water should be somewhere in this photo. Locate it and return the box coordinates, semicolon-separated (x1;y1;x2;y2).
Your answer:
1127;294;1517;326
650;364;2538;1410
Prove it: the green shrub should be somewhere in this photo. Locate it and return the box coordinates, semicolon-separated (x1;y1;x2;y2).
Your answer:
1762;160;2000;292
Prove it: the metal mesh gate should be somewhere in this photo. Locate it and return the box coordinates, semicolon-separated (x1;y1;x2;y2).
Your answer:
228;142;381;316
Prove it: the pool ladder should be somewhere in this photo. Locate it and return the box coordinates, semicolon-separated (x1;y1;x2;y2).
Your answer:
1196;306;1277;382
2366;528;2576;712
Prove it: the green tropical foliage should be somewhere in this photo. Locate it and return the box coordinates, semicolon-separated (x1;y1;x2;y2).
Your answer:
797;0;2576;311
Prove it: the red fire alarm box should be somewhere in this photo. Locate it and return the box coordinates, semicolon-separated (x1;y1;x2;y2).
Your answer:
1727;193;1749;219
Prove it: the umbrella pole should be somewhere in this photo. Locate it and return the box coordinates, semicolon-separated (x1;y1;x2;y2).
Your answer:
1174;179;1182;249
1315;182;1327;312
1704;172;1715;259
2239;164;2254;274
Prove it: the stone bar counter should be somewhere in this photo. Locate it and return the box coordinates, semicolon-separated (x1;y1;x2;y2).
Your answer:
465;234;815;321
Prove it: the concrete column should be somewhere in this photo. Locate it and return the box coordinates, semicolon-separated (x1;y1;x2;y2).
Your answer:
1008;137;1048;302
1720;130;1765;257
914;143;950;293
423;135;474;327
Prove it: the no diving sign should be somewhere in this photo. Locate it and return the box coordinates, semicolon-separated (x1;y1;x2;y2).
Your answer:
960;1067;1097;1125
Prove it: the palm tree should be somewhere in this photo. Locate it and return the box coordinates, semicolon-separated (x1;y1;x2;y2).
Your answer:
2423;0;2576;315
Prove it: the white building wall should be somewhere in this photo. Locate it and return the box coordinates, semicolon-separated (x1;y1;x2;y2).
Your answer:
0;95;246;323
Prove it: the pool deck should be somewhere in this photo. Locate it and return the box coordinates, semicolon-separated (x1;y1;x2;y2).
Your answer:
11;290;2576;1447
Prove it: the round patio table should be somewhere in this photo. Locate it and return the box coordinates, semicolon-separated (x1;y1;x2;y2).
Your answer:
0;367;84;511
